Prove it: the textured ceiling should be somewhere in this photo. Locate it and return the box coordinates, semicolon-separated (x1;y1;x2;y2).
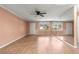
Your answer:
0;4;74;21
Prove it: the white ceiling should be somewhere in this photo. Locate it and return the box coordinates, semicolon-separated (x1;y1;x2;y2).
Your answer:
0;4;74;21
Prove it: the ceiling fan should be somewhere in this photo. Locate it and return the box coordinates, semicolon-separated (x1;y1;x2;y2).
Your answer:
35;10;47;17
31;8;47;17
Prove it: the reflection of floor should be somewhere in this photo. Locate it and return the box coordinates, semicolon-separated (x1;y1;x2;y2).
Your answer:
0;35;77;54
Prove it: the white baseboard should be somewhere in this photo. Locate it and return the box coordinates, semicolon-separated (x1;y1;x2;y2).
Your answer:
0;34;27;48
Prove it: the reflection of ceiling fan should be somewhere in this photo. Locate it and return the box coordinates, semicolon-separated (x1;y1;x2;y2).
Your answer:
31;8;47;17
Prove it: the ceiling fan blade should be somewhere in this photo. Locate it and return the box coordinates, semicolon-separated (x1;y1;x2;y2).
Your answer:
40;14;44;17
40;13;46;14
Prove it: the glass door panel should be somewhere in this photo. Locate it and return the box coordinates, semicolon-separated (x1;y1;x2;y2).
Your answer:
37;22;50;35
51;22;74;46
51;22;64;35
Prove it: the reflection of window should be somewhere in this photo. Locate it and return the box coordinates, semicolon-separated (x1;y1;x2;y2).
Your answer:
39;22;49;31
52;22;63;31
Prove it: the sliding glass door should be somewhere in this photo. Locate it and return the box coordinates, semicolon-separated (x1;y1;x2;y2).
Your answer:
36;21;74;46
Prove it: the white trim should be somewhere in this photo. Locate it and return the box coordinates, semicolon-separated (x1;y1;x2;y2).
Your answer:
0;34;27;48
74;5;77;48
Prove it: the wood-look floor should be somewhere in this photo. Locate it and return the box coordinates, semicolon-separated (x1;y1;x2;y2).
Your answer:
0;35;79;54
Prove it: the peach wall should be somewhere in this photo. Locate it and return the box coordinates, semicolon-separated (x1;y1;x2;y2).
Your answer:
0;7;29;48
